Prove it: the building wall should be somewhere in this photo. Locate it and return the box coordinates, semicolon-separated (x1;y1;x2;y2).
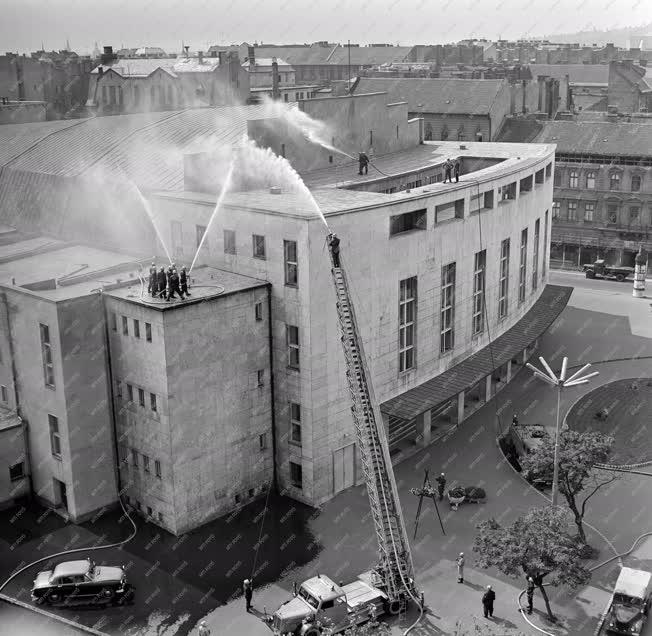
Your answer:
246;65;295;88
607;61;649;113
0;422;29;508
419;113;490;142
0;102;47;124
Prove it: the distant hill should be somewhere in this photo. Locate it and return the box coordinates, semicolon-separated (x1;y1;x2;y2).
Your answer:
540;23;652;47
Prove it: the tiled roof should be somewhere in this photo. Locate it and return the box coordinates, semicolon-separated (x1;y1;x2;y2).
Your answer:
495;118;544;143
354;78;506;115
527;64;609;84
532;120;652;156
381;284;572;421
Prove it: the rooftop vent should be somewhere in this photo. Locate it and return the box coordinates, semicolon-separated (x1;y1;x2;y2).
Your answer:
270;186;282;194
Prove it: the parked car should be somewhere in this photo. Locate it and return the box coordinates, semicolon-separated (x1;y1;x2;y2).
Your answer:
31;558;134;607
606;567;651;635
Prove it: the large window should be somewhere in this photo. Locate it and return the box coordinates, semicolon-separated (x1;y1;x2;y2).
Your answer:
284;240;298;287
629;206;640;224
398;277;417;372
290;461;303;489
501;182;517;200
40;324;55;388
253;234;266;259
586;171;596;189
389;209;426;236
440;263;455;353
569;170;579;188
552;201;560;219
532;219;540;292
224;229;236;255
519;228;528;303
9;463;24;482
609;172;621;191
631;175;641;192
498;239;510;319
49;414;61;458
584;202;595;221
287;324;300;369
567;201;577;221
290;402;302;446
607;204;618;224
471;251;486;336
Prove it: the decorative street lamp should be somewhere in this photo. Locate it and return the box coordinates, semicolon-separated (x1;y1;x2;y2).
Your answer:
525;356;599;508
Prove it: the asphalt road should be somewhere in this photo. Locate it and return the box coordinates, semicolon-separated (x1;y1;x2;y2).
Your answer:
549;268;650;293
0;600;88;636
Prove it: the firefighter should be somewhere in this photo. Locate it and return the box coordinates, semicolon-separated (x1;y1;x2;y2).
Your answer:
526;576;535;614
358;152;369;175
456;552;465;583
180;266;190;298
147;260;157;296
443;158;454;183
435;472;446;501
482;585;496;618
454;158;461;183
167;268;181;301
156;267;167;299
243;579;253;612
328;233;341;268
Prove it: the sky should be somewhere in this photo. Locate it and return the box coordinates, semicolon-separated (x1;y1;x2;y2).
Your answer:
2;0;651;54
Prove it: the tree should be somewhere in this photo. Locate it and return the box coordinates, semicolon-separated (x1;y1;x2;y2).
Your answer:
473;506;591;622
520;430;618;544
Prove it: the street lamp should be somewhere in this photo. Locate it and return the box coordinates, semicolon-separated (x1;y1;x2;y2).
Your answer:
525;356;599;508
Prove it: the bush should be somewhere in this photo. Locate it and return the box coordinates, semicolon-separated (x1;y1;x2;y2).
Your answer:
464;487;486;500
449;486;465;499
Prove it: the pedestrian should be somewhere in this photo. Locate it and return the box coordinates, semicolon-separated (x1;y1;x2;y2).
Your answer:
243;578;253;612
328;233;341;268
198;621;211;636
456;552;465;583
358;152;369;175
435;472;446;501
512;413;519;427
454;158;460;183
156;266;167;299
526;576;535;614
482;585;496;618
443;158;454;183
148;260;157;296
180;266;191;298
167;268;181;301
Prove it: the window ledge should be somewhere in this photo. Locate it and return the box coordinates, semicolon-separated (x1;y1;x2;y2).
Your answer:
389;228;427;239
287;366;300;373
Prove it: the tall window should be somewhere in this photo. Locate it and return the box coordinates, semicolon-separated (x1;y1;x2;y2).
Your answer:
150;393;157;412
122;316;128;336
519;228;528;303
145;322;152;342
554;170;561;186
629;206;640;224
440;263;455;353
631;175;641;192
290;461;303;489
607;204;618;223
49;414;61;458
284;240;298;287
586;171;596;189
40;324;55;388
111;313;117;331
471;251;486;336
609;172;621;190
131;449;139;467
584;202;595;221
543;210;548;279
498;239;510;319
398;277;417;372
127;384;133;402
569;170;579;188
253;234;266;259
196;225;207;248
138;388;145;407
290;402;302;446
552;201;560;219
567;202;577;221
155;459;161;478
143;455;150;473
287;325;299;369
133;319;140;338
224;229;236;255
532;219;540;292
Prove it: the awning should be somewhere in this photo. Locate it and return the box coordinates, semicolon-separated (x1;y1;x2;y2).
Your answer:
380;284;572;421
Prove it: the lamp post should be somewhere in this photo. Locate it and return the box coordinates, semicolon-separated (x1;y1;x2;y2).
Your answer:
525;356;599;508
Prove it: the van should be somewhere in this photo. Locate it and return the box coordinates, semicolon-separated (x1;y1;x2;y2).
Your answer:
607;567;651;635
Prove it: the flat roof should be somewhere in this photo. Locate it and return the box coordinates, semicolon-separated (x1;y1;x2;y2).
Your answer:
105;266;268;311
0;407;22;432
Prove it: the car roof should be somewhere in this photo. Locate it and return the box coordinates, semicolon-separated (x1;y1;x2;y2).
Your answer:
615;568;651;599
52;560;91;578
301;576;344;602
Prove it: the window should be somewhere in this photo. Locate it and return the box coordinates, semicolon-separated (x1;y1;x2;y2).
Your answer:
136;500;142;511
554;170;561;186
253;234;266;259
607;204;618;223
440;263;455;353
569;170;579;188
116;380;122;398
284;93;289;102
287;325;300;369
147;506;153;516
290;402;302;445
224;229;236;255
155;460;161;478
255;302;263;321
1;385;7;402
535;169;544;184
435;200;464;222
136;388;143;407
631;175;641;192
132;449;139;467
471;251;486;336
49;414;61;457
519;228;528;303
122;316;128;336
145;322;152;342
567;201;577;221
483;190;494;209
284;240;298;286
586;171;596;189
235;494;241;504
552;201;560;218
196;225;207;248
259;433;267;450
158;512;163;523
40;324;55;388
498;239;510;319
127;384;133;402
290;461;303;489
609;172;621;190
545;162;552;178
543;210;548;279
257;369;265;386
143;455;150;473
501;182;516;200
398;277;417;372
457;128;466;141
520;175;533;192
532;219;540;292
111;313;117;331
9;463;24;482
629;206;640;224
584;202;595;221
150;393;157;412
133;319;140;338
248;488;254;498
389;209;426;235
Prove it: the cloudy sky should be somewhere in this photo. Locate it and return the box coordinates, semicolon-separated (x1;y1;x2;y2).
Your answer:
2;0;651;54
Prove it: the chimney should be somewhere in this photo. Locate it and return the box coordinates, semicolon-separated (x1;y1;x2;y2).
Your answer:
248;45;255;67
218;51;224;65
100;45;117;65
272;57;280;100
198;50;203;64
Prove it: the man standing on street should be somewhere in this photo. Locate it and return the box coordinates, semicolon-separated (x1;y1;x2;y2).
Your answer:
443;158;454;183
456;552;465;583
243;578;253;612
482;585;496;618
435;472;446;501
454;158;460;183
198;621;211;636
526;576;535;614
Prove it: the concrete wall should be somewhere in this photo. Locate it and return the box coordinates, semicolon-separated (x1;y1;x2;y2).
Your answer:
0;102;47;124
420;113;490;142
608;61;646;113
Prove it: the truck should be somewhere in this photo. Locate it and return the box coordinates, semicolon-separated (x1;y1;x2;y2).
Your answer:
271;572;388;635
605;567;651;635
583;260;634;282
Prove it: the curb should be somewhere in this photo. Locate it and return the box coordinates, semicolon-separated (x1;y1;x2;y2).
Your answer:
0;593;109;635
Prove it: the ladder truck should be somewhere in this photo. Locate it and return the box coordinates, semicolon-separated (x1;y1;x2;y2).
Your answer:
269;236;420;635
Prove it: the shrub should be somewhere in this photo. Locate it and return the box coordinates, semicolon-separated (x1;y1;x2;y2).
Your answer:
464;487;486;500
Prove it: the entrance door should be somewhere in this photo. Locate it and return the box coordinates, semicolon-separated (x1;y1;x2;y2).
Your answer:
55;479;68;512
333;444;355;494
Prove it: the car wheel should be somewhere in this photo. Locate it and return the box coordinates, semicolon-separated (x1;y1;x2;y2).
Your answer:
585;270;595;278
48;593;60;605
98;587;115;604
302;627;321;636
616;274;625;282
34;596;46;606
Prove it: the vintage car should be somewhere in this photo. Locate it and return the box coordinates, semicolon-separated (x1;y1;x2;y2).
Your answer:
31;558;134;606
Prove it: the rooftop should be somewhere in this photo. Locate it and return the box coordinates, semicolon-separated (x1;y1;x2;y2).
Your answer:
92;56;223;78
527;63;609;84
353;78;507;115
243;58;293;69
52;560;91;578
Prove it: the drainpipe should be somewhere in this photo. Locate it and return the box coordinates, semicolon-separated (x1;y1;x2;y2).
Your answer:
266;284;278;493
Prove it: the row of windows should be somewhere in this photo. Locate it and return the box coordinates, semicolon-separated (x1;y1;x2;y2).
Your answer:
398;212;547;370
124;495;164;523
119;446;162;477
111;314;152;342
555;169;643;192
552;200;647;224
116;380;158;412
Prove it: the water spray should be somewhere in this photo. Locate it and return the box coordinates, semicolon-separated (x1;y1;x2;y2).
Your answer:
130;181;173;265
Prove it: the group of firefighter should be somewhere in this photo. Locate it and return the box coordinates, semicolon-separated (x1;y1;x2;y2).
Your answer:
147;261;191;301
